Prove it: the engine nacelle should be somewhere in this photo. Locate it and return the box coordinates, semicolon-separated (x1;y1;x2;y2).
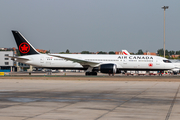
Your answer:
99;64;118;74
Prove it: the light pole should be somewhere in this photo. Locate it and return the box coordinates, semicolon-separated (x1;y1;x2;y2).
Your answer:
162;6;169;58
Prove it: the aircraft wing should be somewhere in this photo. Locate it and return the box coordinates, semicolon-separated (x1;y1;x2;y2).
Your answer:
50;54;100;67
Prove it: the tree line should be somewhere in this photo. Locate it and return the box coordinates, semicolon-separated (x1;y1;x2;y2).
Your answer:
59;49;180;59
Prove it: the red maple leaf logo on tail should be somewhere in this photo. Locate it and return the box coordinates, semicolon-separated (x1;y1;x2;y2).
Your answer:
19;42;30;53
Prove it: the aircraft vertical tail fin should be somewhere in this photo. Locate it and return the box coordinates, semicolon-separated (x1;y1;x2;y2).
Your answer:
122;50;130;55
12;30;39;56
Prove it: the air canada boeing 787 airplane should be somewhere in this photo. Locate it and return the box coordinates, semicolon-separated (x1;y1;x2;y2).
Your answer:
10;30;174;76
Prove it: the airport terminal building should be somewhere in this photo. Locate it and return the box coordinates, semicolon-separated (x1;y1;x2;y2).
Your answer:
0;51;30;72
0;51;14;72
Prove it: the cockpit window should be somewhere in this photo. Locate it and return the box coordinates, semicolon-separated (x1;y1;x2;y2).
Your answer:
163;60;172;63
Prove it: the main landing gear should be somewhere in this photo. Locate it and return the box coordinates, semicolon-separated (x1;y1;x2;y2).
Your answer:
85;67;97;76
85;72;97;76
159;71;164;76
108;73;114;76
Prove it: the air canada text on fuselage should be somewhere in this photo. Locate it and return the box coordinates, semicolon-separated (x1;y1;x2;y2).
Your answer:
118;56;153;59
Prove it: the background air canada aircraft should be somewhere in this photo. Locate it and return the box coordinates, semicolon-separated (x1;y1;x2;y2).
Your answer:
122;50;130;55
10;30;174;76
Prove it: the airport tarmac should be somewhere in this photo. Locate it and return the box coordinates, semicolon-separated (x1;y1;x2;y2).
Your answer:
0;78;180;120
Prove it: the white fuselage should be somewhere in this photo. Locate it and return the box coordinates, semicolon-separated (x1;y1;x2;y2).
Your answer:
16;54;174;71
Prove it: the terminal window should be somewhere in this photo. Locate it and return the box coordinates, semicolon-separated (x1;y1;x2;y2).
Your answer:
5;62;9;65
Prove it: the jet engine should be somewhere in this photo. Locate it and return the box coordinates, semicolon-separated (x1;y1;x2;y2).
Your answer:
99;64;120;74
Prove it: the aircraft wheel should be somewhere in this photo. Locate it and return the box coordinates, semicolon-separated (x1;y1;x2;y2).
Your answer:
85;72;97;76
92;72;97;76
85;72;90;76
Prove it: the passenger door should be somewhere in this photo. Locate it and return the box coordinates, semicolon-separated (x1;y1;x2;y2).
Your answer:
40;57;44;63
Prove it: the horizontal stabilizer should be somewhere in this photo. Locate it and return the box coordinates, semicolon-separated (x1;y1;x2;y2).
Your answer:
7;56;30;61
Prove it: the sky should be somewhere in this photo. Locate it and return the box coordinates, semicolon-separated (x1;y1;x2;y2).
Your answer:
0;0;180;53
